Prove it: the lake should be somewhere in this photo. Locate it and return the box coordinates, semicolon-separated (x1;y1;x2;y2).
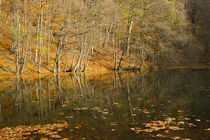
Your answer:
0;70;209;139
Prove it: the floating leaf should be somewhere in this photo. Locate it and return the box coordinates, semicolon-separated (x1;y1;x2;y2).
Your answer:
195;119;201;122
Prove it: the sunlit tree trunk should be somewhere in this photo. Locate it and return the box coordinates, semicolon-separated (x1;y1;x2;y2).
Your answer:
38;0;43;73
117;18;133;70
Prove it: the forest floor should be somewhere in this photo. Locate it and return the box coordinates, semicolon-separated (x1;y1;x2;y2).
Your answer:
1;44;210;76
0;31;209;76
0;39;152;76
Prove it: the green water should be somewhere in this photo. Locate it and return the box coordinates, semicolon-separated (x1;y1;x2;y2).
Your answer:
0;70;210;139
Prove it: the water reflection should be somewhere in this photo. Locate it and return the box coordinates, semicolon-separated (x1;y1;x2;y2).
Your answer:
0;70;209;139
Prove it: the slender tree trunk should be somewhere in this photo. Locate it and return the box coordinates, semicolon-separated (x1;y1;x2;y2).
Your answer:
35;0;39;63
69;46;76;72
0;0;1;16
28;6;32;61
82;45;91;72
103;23;114;48
16;7;21;75
117;16;133;70
140;49;145;72
113;25;118;70
54;49;61;73
64;55;68;72
38;0;43;73
47;1;51;65
73;48;84;72
152;39;159;68
19;0;27;74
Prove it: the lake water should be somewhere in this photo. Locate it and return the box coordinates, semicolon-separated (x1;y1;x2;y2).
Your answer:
0;70;210;139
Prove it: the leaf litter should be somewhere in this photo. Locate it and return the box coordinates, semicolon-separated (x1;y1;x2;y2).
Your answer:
0;122;68;139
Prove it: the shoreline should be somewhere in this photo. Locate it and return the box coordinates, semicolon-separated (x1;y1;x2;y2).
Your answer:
0;65;209;78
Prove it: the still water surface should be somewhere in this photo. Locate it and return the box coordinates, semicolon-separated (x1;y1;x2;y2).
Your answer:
0;70;210;139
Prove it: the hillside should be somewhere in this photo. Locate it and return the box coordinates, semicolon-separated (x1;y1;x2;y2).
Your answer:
0;0;209;75
0;42;140;75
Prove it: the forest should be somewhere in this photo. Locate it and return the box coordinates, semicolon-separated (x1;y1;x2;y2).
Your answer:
0;0;209;75
0;1;210;139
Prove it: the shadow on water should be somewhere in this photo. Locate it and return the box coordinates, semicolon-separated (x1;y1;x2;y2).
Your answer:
0;70;210;139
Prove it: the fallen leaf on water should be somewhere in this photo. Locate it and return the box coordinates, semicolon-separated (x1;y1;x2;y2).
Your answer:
156;134;166;138
165;117;176;122
164;130;169;133
113;103;121;107
178;110;184;113
69;129;74;132
137;98;142;101
144;129;153;132
178;121;185;125
50;134;61;139
22;132;31;135
65;116;74;119
75;125;81;129
62;104;67;107
195;119;201;122
130;128;135;131
130;122;138;125
110;122;117;126
135;129;144;133
132;114;136;116
59;112;64;115
57;128;63;132
169;126;180;130
188;123;194;126
204;128;210;131
184;118;190;121
103;111;109;115
0;122;68;139
171;136;181;139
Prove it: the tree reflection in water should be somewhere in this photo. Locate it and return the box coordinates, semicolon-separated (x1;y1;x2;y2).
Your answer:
0;70;209;139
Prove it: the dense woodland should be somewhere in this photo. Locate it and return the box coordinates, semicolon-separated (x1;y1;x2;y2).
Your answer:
0;0;209;75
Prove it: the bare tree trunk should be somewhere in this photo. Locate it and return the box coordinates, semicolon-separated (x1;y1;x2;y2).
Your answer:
64;55;68;72
0;0;1;16
47;1;51;65
134;49;140;70
19;0;27;74
28;5;32;61
19;51;27;74
113;25;118;70
38;0;43;73
54;49;61;73
102;23;114;48
73;48;84;72
35;0;39;63
117;16;133;70
152;39;159;68
69;46;76;72
140;49;145;72
82;46;91;72
16;7;21;75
